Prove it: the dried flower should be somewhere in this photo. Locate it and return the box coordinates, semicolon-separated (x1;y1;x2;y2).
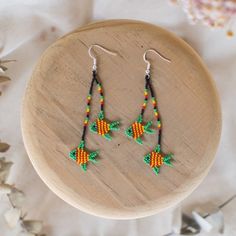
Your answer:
0;142;10;152
4;208;22;228
22;220;43;234
0;183;13;195
8;187;26;208
0;157;13;183
0;59;15;94
171;0;236;35
0;148;46;234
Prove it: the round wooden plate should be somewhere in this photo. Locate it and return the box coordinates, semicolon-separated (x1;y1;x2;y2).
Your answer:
21;20;221;219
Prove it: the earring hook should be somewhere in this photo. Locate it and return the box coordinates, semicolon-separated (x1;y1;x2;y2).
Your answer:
143;49;171;75
88;44;117;71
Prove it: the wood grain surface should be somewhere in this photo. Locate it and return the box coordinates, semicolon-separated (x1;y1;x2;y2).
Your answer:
21;20;221;219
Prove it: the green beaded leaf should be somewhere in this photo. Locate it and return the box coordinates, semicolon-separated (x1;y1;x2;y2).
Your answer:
137;115;143;123
69;148;77;161
109;121;120;131
154;144;161;153
153;166;160;175
81;163;87;172
89;151;99;163
78;140;85;149
135;137;143;145
144;153;151;164
104;133;112;141
89;151;98;159
163;153;174;167
98;111;104;119
89;122;97;133
125;126;133;138
144;121;154;134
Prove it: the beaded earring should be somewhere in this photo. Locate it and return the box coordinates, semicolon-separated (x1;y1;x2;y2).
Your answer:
69;44;120;171
125;49;174;175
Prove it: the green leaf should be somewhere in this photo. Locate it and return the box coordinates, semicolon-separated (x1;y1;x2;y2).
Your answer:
153;167;160;175
146;121;152;128
89;151;98;160
135;137;143;145
125;127;133;138
164;154;173;162
144;153;151;164
164;160;173;167
69;149;77;161
154;145;161;153
89;123;97;133
81;163;87;172
144;121;154;134
110;121;120;130
98;111;104;119
89;158;97;163
104;133;112;140
78;140;85;149
137;115;143;123
164;154;173;167
145;128;155;134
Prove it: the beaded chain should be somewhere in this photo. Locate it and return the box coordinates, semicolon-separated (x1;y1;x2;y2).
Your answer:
81;70;96;141
69;70;99;171
125;70;174;175
144;74;162;145
69;70;119;171
142;72;173;175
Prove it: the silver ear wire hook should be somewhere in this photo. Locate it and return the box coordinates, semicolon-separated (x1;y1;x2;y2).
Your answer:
88;44;117;71
143;49;171;75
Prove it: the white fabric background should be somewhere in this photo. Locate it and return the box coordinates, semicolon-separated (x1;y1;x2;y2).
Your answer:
0;0;236;235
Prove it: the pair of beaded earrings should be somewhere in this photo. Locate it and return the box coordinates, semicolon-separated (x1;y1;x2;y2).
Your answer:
69;44;173;175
